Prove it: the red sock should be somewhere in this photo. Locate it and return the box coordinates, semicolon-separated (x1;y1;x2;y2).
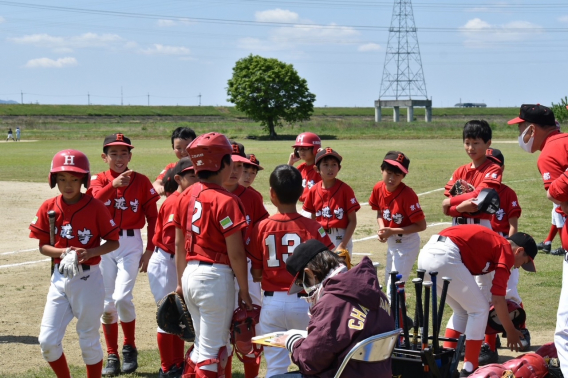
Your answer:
243;357;260;378
102;323;119;355
86;360;103;378
225;355;232;378
464;339;483;370
172;334;185;368
546;225;558;243
121;319;136;348
157;332;174;372
484;334;497;351
443;328;461;349
48;353;71;378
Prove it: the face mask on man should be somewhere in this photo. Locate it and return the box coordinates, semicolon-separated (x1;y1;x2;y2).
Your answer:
302;265;347;309
518;125;534;153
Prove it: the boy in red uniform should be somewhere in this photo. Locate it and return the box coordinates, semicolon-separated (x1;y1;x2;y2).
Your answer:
223;142;268;378
247;164;334;378
153;127;196;196
174;132;253;378
302;147;360;256
30;150;120;378
148;157;198;377
239;153;264;199
368;151;426;301
418;225;536;376
87;133;160;376
287;132;321;217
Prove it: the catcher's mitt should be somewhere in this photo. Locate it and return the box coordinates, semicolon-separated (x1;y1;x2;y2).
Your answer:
334;248;352;269
156;292;195;342
548;358;564;378
449;179;475;196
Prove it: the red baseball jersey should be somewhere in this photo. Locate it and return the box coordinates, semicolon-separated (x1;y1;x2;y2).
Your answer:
233;184;269;243
547;172;568;249
246;213;335;292
538;131;568;218
297;162;321;203
368;181;425;228
248;186;264;202
153;191;179;254
29;194;120;265
491;184;521;235
439;225;514;296
87;169;159;250
444;159;502;219
302;179;361;229
174;182;247;264
156;162;177;182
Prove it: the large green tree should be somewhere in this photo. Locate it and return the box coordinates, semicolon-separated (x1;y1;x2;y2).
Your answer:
227;54;316;139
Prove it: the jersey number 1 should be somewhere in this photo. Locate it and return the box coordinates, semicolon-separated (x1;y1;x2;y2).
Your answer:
265;233;301;267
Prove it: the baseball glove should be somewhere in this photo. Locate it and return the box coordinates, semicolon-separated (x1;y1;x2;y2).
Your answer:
449;179;475;196
548;358;564;378
334;248;352;269
156;292;195;342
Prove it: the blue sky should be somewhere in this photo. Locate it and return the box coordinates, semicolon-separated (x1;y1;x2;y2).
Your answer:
0;1;567;108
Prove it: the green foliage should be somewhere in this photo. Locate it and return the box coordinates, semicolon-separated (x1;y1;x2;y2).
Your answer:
227;54;316;138
551;96;568;123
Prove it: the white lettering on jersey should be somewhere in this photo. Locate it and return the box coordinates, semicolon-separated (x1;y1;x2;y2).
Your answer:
382;209;392;222
307;180;315;189
129;199;139;213
496;208;505;221
482;262;491;273
322;206;332;218
104;199;111;206
78;228;93;245
512;201;518;207
543;172;551;180
392;213;403;225
115;197;128;210
60;224;74;239
334;207;344;220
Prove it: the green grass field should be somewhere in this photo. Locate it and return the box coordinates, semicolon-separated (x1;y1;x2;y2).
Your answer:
0;130;563;377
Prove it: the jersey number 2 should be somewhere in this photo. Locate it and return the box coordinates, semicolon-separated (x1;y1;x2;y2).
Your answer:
191;201;203;234
265;233;301;267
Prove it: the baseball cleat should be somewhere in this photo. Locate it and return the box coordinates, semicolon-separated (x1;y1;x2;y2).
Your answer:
537;242;551;253
459;368;474;377
102;354;120;376
166;363;184;378
478;343;499;365
551;247;566;256
122;345;138;373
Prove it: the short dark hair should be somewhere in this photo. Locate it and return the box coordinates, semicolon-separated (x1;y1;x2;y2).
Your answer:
243;163;259;172
196;154;232;180
171;127;196;147
305;250;342;283
163;168;179;194
269;165;303;205
315;155;341;170
463;120;492;142
380;161;405;176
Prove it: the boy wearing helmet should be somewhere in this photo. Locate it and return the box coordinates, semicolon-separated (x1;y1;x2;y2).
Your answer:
29;150;120;378
288;132;322;216
174;132;253;378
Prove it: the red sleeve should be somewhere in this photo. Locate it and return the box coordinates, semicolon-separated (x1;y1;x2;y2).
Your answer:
29;200;52;245
343;185;361;214
96;200;120;241
246;223;263;269
507;189;522;219
444;169;459;197
368;183;381;211
491;266;511;296
538;150;567;191
87;172;116;203
403;188;425;223
302;187;316;213
549;173;568;202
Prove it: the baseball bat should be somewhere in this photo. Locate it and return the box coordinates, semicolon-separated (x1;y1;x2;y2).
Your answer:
389;270;399;325
422;281;433;350
396;273;403;329
417;268;426;281
437;277;452;341
412;278;423;350
396;281;410;349
48;210;56;276
430;271;439;352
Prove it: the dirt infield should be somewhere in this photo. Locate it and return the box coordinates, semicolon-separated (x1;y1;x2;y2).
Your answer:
0;181;555;375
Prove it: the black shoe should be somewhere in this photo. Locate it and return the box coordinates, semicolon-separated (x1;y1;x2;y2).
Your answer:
551;247;566;256
459;368;474;377
537;241;552;253
102;354;120;376
122;345;138;374
166;364;183;378
520;328;531;351
478;343;499;365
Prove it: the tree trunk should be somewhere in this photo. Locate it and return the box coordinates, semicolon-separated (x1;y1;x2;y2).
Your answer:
268;118;278;139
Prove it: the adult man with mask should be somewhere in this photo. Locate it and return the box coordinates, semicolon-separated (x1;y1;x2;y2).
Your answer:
270;239;394;378
508;104;568;377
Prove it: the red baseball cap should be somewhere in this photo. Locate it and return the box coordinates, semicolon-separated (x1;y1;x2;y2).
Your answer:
246;154;264;170
230;140;252;164
383;151;410;174
103;133;134;149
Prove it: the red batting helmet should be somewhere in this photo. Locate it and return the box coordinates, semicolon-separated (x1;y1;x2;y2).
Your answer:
292;132;321;154
468;364;507;378
518;353;548;378
186;132;232;173
486;299;526;334
502;356;544;378
535;341;558;358
49;149;90;189
231;305;262;363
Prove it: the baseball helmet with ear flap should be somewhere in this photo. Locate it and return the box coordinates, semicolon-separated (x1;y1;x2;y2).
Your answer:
517;353;548;378
231;305;262;363
186;132;232;173
468;364;508;378
49;149;91;189
292;132;321;154
470;188;500;215
485;299;526;334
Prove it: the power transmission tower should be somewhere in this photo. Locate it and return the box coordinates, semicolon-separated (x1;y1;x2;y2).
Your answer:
379;0;427;100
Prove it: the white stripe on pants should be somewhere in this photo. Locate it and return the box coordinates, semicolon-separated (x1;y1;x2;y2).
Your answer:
148;247;178;333
418;235;489;340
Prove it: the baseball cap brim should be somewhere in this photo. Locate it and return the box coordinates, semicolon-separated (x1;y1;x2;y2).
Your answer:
247;160;264;170
232;155;252;164
507;117;525;125
104;141;134;149
180;166;194;174
522;257;536;273
288;273;304;295
384;159;408;174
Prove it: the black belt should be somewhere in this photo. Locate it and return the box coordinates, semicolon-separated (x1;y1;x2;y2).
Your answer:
437;236;447;243
324;228;339;234
154;247;175;258
119;229;135;237
264;291;307;298
199;261;213;266
455;217;480;225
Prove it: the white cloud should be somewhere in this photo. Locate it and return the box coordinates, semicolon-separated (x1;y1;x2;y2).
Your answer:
9;33;123;51
139;44;190;55
358;43;380;52
25;57;77;68
559;15;568;23
0;16;5;23
157;19;176;27
255;9;299;23
460;18;544;47
157;18;193;27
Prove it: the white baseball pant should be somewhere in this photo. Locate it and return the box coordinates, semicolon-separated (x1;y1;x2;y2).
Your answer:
385;232;420;302
552;203;566;228
258;291;310;378
418;235;490;340
183;261;235;373
327;228;353;257
100;229;143;324
555;257;568;377
39;265;104;364
148;247;178;333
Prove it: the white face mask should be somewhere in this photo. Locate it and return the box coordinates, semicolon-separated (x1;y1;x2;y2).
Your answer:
302;265;348;309
518;125;534;153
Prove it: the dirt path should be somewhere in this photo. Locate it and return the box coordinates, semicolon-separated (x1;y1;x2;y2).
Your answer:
0;181;554;375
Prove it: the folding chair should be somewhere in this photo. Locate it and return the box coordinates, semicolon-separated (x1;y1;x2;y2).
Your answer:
334;328;402;378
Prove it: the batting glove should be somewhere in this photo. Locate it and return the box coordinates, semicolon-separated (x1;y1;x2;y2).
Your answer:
58;248;83;278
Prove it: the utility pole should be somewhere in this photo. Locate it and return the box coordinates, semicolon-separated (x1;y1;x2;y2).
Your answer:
198;93;201;106
88;92;90;105
121;86;123;106
147;93;150;106
21;90;23;104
